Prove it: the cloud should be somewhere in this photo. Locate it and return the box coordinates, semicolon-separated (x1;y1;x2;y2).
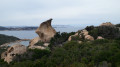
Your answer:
0;0;120;26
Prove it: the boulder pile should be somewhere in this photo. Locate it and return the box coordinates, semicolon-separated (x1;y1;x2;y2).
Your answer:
68;29;104;43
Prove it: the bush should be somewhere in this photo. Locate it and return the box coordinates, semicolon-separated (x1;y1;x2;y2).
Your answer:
97;26;120;39
87;26;120;39
85;25;95;31
13;49;51;62
0;59;8;67
10;60;34;67
49;32;75;49
34;41;44;46
115;23;120;27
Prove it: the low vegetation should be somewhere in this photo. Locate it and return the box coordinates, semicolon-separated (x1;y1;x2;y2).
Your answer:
49;32;75;49
115;23;120;27
0;39;120;67
0;25;120;67
85;26;120;39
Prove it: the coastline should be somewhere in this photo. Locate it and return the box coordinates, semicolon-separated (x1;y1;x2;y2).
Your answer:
0;39;31;48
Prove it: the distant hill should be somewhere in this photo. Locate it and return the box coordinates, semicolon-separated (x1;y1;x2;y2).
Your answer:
0;34;20;45
0;26;38;31
0;26;8;30
0;25;71;31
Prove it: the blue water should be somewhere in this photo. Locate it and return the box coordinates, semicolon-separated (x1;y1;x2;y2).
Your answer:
0;27;83;46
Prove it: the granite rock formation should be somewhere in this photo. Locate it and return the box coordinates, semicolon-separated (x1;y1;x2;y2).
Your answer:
97;36;104;39
81;30;89;36
68;29;94;42
36;19;56;42
29;37;41;46
100;22;114;26
29;46;45;50
85;35;94;41
1;44;27;63
29;19;56;47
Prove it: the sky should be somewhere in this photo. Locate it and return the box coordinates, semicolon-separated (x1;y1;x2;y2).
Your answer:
0;0;120;27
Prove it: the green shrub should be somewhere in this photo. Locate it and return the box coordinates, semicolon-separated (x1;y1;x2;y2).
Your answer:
85;25;95;31
10;60;33;67
0;59;8;67
34;41;44;46
13;49;51;62
1;31;120;67
49;32;75;49
115;23;120;27
87;26;120;39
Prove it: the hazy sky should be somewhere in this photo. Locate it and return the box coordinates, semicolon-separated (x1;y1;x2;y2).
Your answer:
0;0;120;26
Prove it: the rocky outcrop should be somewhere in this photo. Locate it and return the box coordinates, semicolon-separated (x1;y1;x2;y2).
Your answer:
100;22;114;26
97;36;104;39
29;46;45;50
29;37;41;46
68;33;79;41
68;36;72;41
85;35;94;41
29;19;56;47
81;30;88;36
36;19;56;42
68;29;94;41
43;43;49;47
1;44;27;63
78;41;82;44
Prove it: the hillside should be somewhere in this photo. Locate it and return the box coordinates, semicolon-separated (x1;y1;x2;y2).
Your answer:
0;34;20;45
0;26;8;30
0;22;120;67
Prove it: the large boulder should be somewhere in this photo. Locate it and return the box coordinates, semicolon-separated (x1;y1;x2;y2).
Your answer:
1;44;27;63
29;46;45;50
68;36;72;41
29;37;41;46
100;22;114;26
85;35;94;41
68;33;79;41
29;19;56;46
81;30;88;36
97;36;104;39
35;19;56;42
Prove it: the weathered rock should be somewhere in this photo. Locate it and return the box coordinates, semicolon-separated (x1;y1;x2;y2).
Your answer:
29;46;45;50
81;30;88;36
1;44;27;63
1;51;7;59
100;22;114;26
79;35;83;39
43;43;49;47
97;36;104;39
68;33;79;41
36;19;56;42
29;37;41;46
74;33;79;36
78;41;82;44
29;19;56;47
85;35;94;41
68;36;72;41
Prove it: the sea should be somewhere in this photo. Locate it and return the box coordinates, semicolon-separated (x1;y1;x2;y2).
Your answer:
0;26;84;46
